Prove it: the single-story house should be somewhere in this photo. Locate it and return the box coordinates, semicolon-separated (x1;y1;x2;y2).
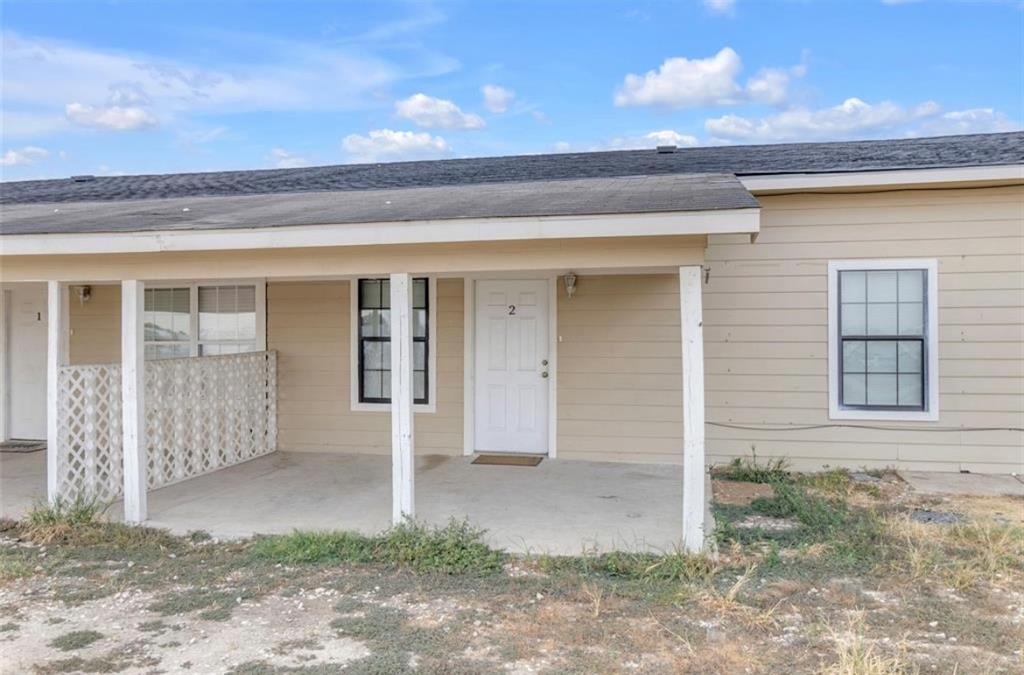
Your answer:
1;131;1021;553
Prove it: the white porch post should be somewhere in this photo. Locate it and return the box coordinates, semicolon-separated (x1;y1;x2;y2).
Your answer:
46;281;68;501
389;273;415;523
121;280;147;523
679;266;706;553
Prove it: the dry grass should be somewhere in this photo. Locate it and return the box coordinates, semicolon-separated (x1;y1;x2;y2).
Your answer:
883;515;1024;591
22;495;108;544
823;613;917;675
578;581;605;618
945;495;1024;525
682;564;780;631
4;470;1022;674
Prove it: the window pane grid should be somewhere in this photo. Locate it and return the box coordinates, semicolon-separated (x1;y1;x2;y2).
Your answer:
144;287;190;343
144;284;260;360
358;278;429;405
838;268;927;411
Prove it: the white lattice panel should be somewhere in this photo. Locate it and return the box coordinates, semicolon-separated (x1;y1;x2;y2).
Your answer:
145;351;278;490
56;364;123;501
55;351;277;501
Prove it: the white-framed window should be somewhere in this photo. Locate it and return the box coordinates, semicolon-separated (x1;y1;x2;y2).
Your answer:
144;280;266;359
828;260;938;421
349;277;437;413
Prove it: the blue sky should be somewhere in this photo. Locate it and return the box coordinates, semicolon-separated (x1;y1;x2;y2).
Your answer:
1;0;1020;180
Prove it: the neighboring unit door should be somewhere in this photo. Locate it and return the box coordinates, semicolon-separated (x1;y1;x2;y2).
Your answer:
474;279;549;454
6;284;48;440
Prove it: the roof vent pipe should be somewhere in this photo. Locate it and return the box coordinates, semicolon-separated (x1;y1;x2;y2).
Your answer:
656;145;676;154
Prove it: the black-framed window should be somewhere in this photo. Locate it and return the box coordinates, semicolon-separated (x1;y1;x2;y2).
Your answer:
358;278;429;404
838;269;927;410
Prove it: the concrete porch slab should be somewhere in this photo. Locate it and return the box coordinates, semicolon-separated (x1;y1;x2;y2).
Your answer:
0;450;46;520
1;451;690;555
899;470;1024;497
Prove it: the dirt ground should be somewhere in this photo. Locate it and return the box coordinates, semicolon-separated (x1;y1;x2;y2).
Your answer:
1;472;1021;674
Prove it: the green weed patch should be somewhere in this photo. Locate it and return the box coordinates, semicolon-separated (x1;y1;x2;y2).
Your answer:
250;518;505;575
712;454;790;484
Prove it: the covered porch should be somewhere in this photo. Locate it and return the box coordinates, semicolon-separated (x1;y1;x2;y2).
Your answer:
14;263;710;552
2;449;691;554
2;171;762;554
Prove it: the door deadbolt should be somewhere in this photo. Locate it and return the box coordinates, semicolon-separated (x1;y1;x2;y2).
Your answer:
541;359;548;366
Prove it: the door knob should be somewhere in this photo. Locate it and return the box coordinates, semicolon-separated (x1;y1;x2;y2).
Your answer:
541;371;549;378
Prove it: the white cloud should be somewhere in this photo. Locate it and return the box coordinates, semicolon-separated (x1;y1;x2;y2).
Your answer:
704;0;737;15
1;28;458;138
1;145;49;166
643;130;700;147
107;82;151;107
395;93;485;130
616;48;743;107
704;97;1020;142
916;108;1020;136
614;47;803;108
746;68;793;105
342;129;451;163
481;84;515;113
269;148;310;169
65;102;157;131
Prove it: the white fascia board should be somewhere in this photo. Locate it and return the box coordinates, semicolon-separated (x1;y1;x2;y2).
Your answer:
0;208;760;256
741;164;1023;193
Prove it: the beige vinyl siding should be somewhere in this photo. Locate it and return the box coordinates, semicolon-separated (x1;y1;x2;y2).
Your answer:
556;274;684;464
270;279;464;456
69;284;120;365
704;185;1024;473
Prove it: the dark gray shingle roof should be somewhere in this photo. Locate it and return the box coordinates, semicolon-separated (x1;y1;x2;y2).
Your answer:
0;173;757;236
2;132;1021;206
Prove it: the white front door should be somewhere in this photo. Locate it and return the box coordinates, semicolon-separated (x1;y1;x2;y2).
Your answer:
6;284;48;439
474;279;550;454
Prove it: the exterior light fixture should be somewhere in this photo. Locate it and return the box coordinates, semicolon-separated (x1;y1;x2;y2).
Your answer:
74;285;92;304
564;272;577;299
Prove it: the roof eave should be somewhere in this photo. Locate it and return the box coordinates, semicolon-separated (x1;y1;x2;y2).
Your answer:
0;206;761;257
740;164;1024;194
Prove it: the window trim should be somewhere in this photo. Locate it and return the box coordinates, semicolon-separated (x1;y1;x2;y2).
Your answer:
143;279;267;358
828;260;939;421
349;277;437;414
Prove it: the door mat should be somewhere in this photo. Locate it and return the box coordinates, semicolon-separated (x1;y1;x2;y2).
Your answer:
472;454;544;467
0;440;46;453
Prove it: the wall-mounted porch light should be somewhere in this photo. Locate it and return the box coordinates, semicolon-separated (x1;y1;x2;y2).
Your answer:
73;285;92;305
563;272;577;299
